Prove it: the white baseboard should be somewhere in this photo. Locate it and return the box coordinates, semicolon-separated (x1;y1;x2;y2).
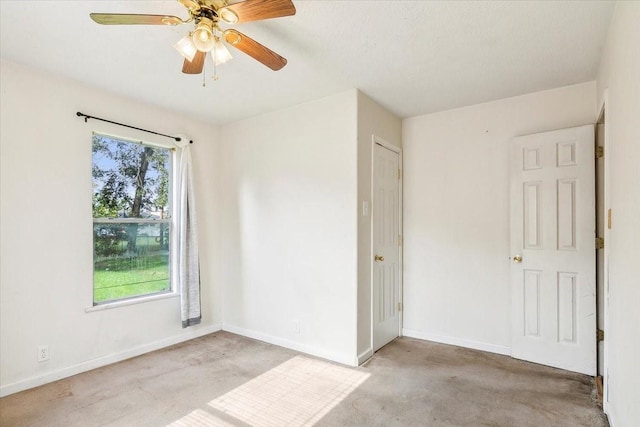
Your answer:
222;323;357;367
402;328;510;356
0;323;222;398
604;403;617;427
357;348;373;365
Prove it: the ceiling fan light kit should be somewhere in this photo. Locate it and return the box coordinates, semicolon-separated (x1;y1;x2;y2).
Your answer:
192;17;216;52
90;0;296;79
212;38;233;65
174;33;198;62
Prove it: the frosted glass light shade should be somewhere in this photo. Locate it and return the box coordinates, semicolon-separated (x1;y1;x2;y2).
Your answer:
192;22;215;52
173;34;197;62
212;40;233;65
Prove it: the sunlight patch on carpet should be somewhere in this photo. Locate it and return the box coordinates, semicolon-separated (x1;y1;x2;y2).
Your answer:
207;355;370;426
168;408;234;427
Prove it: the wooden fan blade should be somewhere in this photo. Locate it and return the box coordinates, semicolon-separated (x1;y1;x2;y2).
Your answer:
224;30;287;71
182;51;206;74
218;0;296;24
90;13;182;26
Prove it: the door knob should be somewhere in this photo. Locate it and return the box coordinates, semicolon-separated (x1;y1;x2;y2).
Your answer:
513;254;523;263
374;255;384;262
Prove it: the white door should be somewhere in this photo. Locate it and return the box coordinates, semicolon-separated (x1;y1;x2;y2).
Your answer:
510;125;596;375
373;142;401;351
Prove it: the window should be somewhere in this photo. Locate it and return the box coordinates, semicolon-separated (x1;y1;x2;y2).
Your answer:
92;133;173;305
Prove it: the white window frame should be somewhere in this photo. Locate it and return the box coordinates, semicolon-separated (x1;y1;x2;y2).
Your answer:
90;132;178;308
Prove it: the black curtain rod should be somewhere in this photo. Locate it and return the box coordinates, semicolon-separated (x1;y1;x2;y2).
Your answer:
76;112;193;144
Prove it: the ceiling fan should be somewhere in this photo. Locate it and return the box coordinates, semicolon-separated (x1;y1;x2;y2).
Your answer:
90;0;296;76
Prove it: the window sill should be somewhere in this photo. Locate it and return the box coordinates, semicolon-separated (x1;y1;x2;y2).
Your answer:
85;292;179;313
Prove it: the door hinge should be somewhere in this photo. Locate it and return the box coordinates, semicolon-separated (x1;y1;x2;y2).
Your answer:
398;169;402;180
398;302;402;312
398;235;403;245
596;146;604;159
596;237;605;249
597;329;604;342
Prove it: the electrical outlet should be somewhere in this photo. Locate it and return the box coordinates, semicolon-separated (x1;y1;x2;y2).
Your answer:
37;345;49;362
292;320;300;333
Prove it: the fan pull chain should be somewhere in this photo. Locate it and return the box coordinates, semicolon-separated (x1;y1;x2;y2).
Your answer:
212;37;219;81
202;59;206;87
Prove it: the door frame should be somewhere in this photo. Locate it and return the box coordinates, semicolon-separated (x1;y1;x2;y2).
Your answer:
370;135;403;351
596;90;611;410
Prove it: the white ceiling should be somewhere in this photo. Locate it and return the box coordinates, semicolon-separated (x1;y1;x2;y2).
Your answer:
0;1;614;124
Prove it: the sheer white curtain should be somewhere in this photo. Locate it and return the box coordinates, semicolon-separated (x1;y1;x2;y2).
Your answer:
177;140;201;327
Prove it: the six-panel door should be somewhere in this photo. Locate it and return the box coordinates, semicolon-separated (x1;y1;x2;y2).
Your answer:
510;125;596;375
373;143;401;352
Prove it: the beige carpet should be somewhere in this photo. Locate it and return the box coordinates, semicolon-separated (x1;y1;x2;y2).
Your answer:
0;331;608;426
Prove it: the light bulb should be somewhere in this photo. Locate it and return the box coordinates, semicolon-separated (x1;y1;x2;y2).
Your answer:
192;18;215;52
197;30;208;42
173;34;197;62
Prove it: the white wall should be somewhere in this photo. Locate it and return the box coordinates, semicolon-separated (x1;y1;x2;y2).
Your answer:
0;60;222;396
220;90;359;365
595;2;640;426
402;82;596;354
356;92;402;361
